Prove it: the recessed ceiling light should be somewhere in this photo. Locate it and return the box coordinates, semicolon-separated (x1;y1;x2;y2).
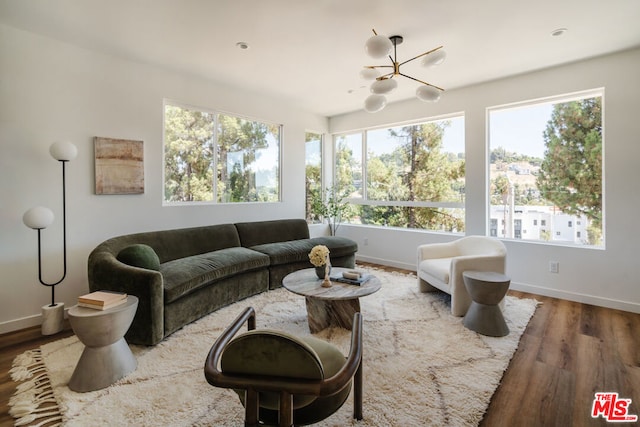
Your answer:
236;41;249;50
551;28;568;37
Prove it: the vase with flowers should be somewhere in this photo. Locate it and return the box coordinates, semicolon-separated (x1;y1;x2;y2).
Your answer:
308;245;332;287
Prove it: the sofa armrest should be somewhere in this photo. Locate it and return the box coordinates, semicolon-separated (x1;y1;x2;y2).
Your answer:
88;251;164;345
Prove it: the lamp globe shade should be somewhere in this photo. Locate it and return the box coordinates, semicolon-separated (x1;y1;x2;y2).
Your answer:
23;206;55;229
422;49;447;67
416;85;442;102
365;34;392;59
370;78;398;94
360;67;380;80
364;94;387;113
49;141;78;161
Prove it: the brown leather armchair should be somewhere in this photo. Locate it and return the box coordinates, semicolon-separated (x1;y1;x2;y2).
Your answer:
204;307;363;426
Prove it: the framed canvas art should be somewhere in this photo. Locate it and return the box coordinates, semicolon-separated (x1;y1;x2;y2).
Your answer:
94;137;144;195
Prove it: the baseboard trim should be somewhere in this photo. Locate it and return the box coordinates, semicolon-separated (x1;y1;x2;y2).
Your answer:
356;255;640;315
356;255;415;272
509;281;640;314
0;307;69;335
0;313;42;335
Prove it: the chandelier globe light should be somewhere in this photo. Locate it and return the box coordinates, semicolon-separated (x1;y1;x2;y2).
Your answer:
361;29;446;113
422;49;447;67
365;34;394;58
416;85;442;102
364;94;387;113
370;78;398;94
359;67;380;80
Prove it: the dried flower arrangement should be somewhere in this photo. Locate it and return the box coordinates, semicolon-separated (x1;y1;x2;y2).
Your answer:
308;245;330;267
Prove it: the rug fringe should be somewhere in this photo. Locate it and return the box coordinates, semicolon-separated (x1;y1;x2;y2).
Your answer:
10;348;63;427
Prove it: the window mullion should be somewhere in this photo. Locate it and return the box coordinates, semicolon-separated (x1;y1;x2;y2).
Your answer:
213;113;219;202
362;130;368;201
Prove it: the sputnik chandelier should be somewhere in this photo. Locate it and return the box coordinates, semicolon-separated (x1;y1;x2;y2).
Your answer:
361;29;446;113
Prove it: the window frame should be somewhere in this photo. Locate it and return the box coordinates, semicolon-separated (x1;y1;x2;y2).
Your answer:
305;130;324;223
333;113;466;232
162;99;282;206
486;88;604;247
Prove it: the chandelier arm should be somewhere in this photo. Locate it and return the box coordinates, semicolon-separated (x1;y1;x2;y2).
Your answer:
365;65;394;69
398;46;444;67
399;73;445;91
377;71;395;80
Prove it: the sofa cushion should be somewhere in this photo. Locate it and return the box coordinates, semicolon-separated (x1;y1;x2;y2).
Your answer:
235;219;310;247
161;247;270;303
419;257;452;284
250;237;357;266
308;237;358;258
117;244;161;271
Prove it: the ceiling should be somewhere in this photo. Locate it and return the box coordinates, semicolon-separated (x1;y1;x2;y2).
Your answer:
1;0;639;117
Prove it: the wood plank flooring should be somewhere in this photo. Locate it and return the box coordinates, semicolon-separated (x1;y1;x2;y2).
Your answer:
1;265;638;426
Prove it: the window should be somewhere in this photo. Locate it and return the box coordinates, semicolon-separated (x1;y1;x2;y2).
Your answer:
488;90;603;246
305;132;323;223
163;102;281;203
335;133;363;199
334;115;465;232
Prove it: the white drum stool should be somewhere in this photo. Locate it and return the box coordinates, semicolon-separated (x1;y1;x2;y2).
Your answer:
68;296;138;392
462;271;510;337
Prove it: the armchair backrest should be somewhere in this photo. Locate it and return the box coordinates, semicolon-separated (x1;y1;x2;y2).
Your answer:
455;236;507;257
221;329;324;410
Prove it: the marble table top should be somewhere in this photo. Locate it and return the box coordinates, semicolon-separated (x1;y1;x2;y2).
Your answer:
283;267;381;301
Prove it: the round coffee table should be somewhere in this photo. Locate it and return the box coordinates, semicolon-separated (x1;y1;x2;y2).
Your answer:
68;295;138;392
283;267;381;333
462;271;510;337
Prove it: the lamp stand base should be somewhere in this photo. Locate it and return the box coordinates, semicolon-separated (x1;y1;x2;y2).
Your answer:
42;303;65;335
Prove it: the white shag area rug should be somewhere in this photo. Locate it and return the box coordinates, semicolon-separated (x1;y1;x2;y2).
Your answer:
10;267;538;426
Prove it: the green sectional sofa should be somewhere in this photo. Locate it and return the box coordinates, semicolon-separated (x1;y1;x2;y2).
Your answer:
87;219;357;345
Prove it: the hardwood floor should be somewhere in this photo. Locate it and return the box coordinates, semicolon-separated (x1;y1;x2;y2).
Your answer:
1;266;638;426
481;292;640;427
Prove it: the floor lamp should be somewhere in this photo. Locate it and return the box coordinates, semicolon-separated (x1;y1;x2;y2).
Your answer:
23;141;77;335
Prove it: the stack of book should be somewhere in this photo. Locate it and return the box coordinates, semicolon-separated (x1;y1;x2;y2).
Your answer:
78;291;128;310
330;271;371;286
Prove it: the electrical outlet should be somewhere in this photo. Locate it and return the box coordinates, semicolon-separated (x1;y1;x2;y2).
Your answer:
364;237;369;246
549;261;559;273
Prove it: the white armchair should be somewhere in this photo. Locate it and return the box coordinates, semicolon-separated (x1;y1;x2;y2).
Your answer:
416;236;507;316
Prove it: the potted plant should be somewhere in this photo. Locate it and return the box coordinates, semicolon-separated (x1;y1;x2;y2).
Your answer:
310;185;353;236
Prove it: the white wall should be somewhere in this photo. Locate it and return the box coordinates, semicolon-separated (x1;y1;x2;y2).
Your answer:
0;25;328;333
330;48;640;314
